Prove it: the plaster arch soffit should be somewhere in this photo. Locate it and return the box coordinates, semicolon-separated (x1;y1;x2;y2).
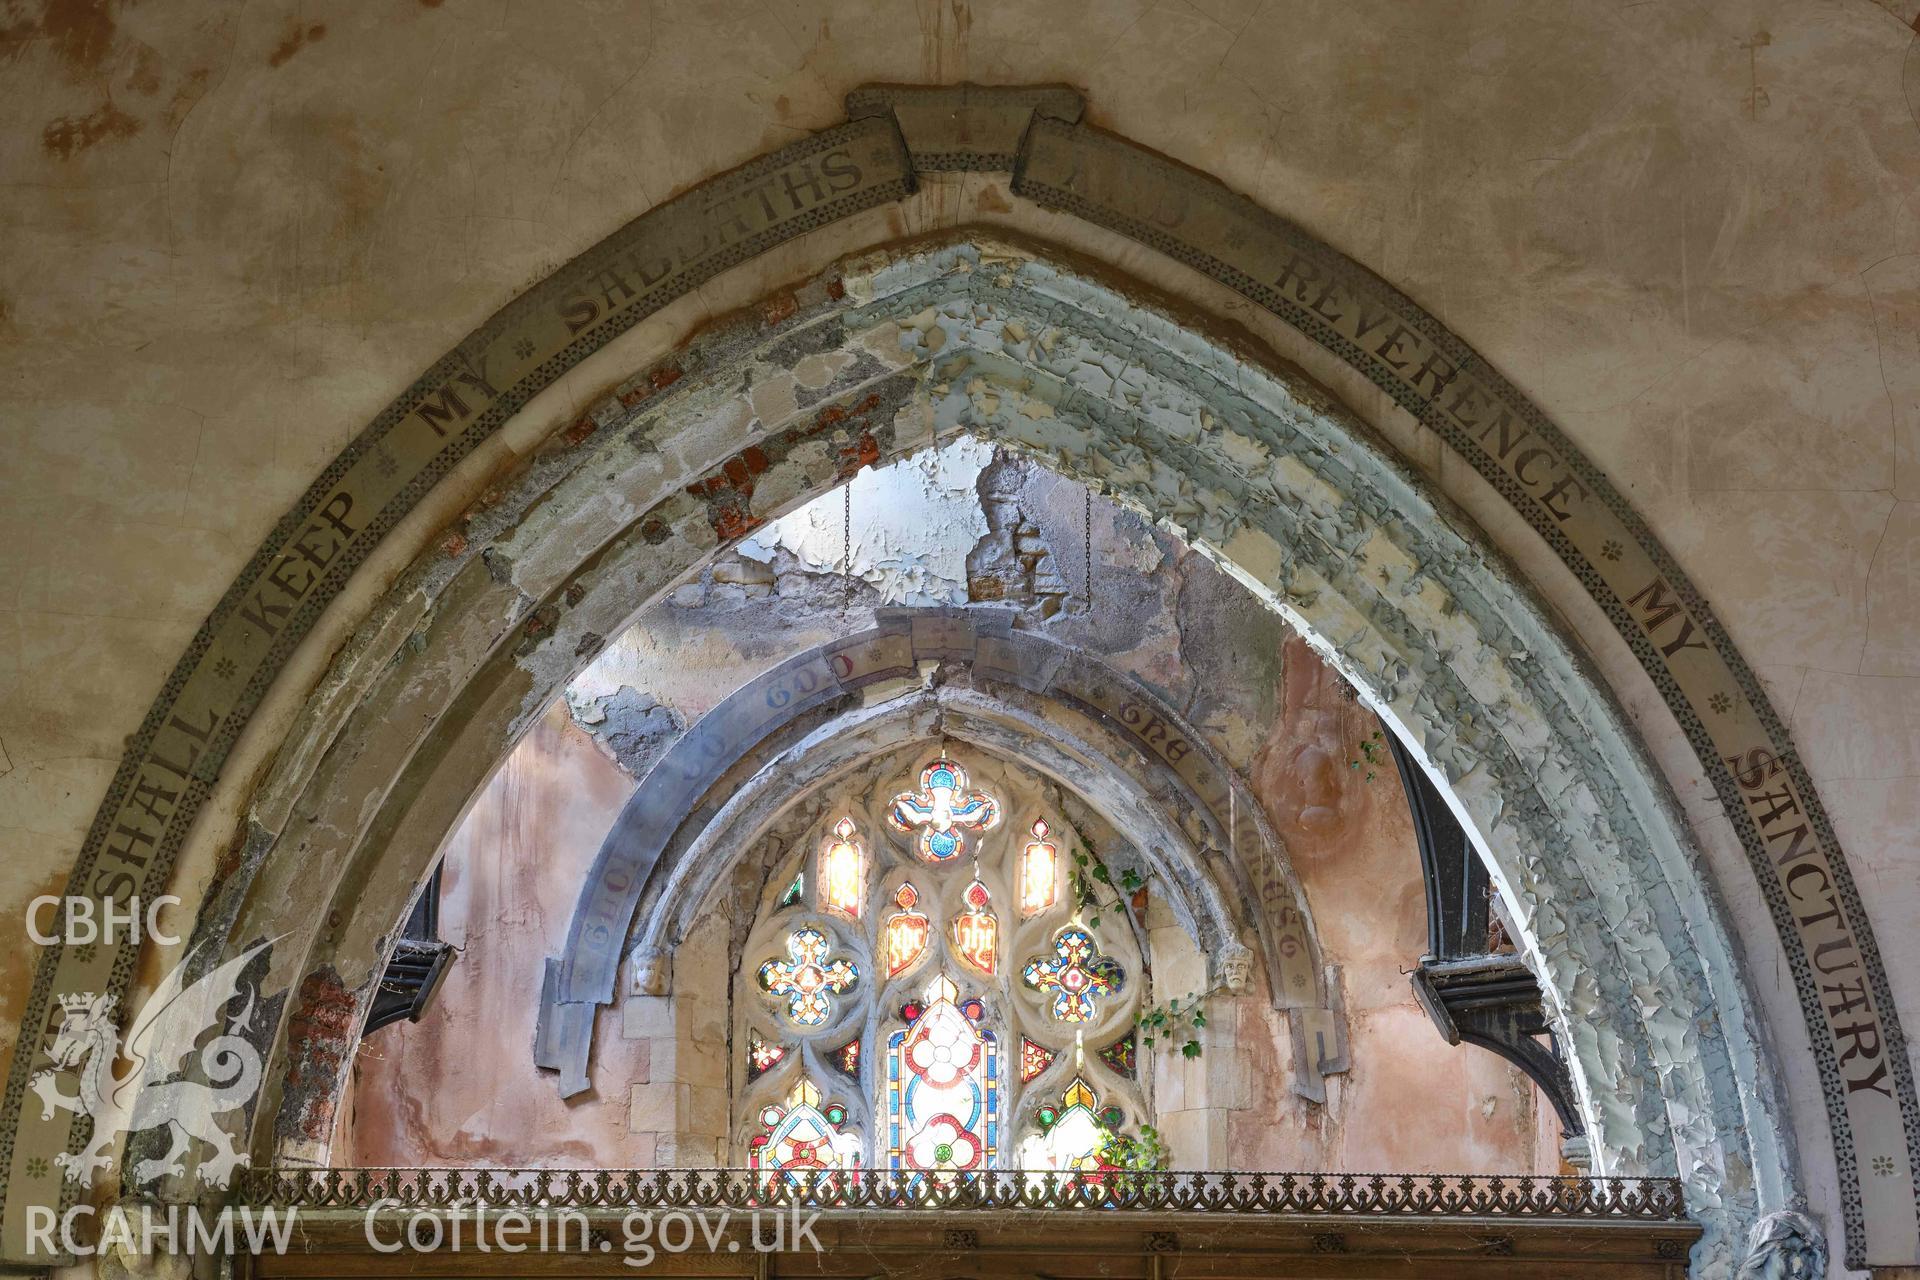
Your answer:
533;628;1315;1094
0;84;1892;1268
126;240;1784;1278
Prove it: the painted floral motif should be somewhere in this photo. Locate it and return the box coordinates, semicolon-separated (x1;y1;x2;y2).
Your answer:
906;1114;984;1172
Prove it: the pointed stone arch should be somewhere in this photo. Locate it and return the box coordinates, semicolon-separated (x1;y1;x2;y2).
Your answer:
29;236;1781;1273
4;88;1903;1273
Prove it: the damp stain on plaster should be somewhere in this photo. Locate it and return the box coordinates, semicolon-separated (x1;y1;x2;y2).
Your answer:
268;21;327;67
42;98;139;158
16;0;224;159
12;0;118;78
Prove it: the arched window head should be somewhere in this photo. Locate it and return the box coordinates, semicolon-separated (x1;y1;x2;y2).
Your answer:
735;753;1149;1172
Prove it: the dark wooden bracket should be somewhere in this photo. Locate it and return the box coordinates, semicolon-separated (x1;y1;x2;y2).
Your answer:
1386;733;1584;1137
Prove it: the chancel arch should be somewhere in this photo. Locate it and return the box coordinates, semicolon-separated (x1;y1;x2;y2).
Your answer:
15;234;1789;1276
10;74;1895;1266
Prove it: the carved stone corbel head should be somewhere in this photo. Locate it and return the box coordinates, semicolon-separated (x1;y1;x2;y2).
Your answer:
629;946;671;996
1215;940;1255;995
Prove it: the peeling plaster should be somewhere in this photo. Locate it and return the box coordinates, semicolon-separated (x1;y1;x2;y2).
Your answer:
189;238;1785;1276
740;436;994;606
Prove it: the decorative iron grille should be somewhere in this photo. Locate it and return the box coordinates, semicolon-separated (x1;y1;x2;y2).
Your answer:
241;1168;1689;1220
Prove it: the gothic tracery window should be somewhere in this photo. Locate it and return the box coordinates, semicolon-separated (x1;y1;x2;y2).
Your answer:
735;753;1149;1172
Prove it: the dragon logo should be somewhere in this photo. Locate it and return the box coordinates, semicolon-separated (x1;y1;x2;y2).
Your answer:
29;938;275;1190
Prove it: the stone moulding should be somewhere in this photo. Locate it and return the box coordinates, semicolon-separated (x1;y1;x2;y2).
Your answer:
0;83;1899;1273
538;616;1332;1097
537;660;1345;1102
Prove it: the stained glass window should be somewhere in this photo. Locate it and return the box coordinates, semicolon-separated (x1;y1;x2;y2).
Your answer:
1019;1037;1056;1083
819;817;865;919
759;927;858;1027
1017;1076;1122;1173
887;758;1001;862
1020;819;1058;916
950;879;998;974
1097;1031;1138;1079
882;882;929;977
1022;925;1125;1022
737;755;1148;1172
887;975;997;1172
747;1031;787;1080
749;1079;860;1174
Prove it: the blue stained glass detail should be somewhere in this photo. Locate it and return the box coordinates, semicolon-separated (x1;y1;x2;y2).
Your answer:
887;758;1001;864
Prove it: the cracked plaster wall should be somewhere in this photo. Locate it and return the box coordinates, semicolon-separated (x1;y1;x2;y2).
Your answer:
338;447;1557;1177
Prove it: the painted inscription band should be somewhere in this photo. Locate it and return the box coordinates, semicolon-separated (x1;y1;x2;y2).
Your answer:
1011;115;1914;1266
0;117;914;1263
0;86;1909;1269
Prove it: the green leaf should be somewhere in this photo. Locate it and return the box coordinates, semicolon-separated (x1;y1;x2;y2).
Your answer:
1181;1040;1202;1059
1091;864;1111;883
1192;1012;1207;1028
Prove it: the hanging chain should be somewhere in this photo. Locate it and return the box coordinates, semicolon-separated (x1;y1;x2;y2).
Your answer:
842;480;853;610
1082;485;1093;612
